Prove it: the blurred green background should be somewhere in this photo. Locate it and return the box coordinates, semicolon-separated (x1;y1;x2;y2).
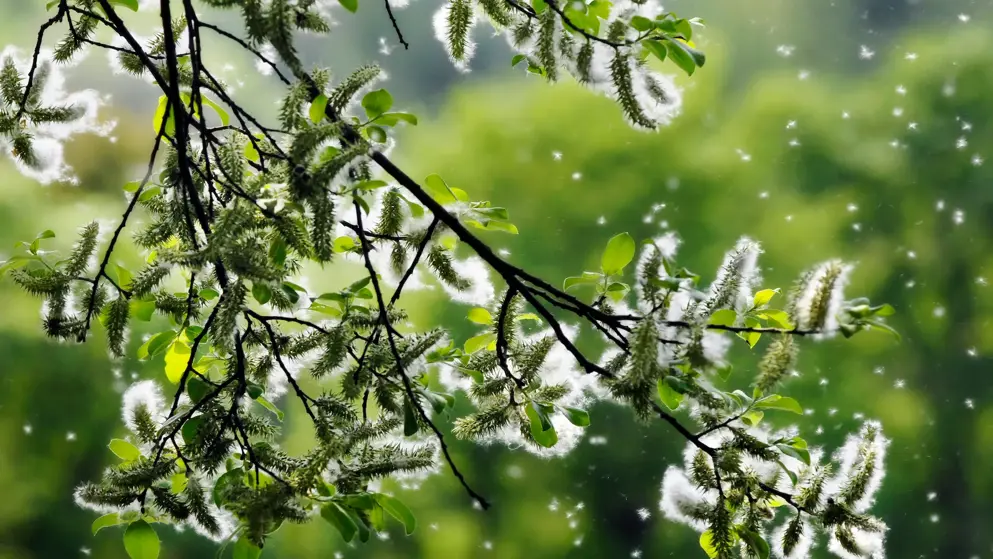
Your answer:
2;0;992;558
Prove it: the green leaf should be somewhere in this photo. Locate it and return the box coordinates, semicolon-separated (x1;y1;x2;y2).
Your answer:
643;39;667;62
345;507;371;542
232;538;262;559
138;330;177;360
338;0;358;12
113;264;134;290
123;520;159;559
309;94;329;124
467;307;493;325
741;409;764;427
246;383;264;400
198;96;229;126
699;530;719;558
601;232;636;275
511;54;527;67
187;377;210;403
257;396;284;421
709;309;737;327
321;503;358;542
630;15;654;31
375;494;417;535
866;319;902;341
403;397;419;436
367;125;387;143
872;304;896;317
657;378;684;410
355;180;389;191
333;236;356;253
109;0;140;12
164;340;192;384
244;140;260;163
737;527;771;559
464;332;496;354
181;415;203;444
130;299;155;322
376;112;419;126
152;95;174;135
777;443;811;465
777;460;798;485
561;407;590;427
665;38;704;76
212;468;244;506
525;402;558;448
309;302;343;317
92;513;122;535
109;439;141;461
362;89;394;119
423;174;459;204
752;288;779;308
756;395;803;414
269;237;288;266
758;309;793;330
738;316;762;348
563;271;602;291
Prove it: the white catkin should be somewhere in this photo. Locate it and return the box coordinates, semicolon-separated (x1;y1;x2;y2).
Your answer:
771;516;814;559
432;0;478;73
1;47;114;184
706;236;762;313
827;526;886;559
794;260;853;338
659;466;712;531
824;420;889;513
121;380;166;435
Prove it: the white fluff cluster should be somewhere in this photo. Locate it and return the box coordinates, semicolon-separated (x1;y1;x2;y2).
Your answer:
0;47;114;184
474;324;598;457
824;420;889;514
658;420;887;559
633;232;680;312
706;236;762;313
794;260;853;338
432;0;478;73
121;379;166;438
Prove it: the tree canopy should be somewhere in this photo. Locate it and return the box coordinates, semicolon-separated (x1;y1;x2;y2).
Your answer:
0;1;899;558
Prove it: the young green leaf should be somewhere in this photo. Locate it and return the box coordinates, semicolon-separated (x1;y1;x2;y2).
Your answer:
123;520;159;559
362;89;393;119
164;339;192;384
464;332;496;354
467;307;493;325
321;503;358;542
525;402;558;447
658;378;685;410
309;94;329;123
375;494;417;535
601;232;636;275
709;309;737;327
699;529;719;558
109;439;141;461
752;288;779;308
561;407;591;427
92;513;123;535
756;395;803;414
